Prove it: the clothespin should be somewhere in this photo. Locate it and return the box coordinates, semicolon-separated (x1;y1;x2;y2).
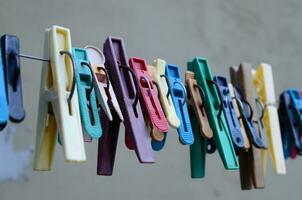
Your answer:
252;63;286;175
185;71;213;138
151;133;167;151
213;76;245;150
0;49;9;130
85;45;123;122
232;82;264;149
187;57;238;170
278;89;302;158
72;48;102;139
278;92;293;159
100;36;154;171
228;84;250;150
0;35;25;124
129;57;169;136
84;46;125;175
33;26;86;171
165;64;194;145
185;71;212;178
148;59;180;149
229;63;265;190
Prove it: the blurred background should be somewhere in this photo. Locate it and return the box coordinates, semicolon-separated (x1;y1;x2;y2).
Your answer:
0;0;301;199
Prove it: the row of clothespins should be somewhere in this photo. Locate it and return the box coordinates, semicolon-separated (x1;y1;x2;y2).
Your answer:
0;25;300;190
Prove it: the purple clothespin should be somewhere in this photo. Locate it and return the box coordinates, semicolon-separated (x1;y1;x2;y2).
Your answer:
97;36;154;176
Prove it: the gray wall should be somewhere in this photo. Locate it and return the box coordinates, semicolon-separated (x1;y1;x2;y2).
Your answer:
0;0;301;199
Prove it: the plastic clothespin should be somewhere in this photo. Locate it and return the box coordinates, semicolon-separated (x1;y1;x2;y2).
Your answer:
129;57;169;135
102;36;154;165
185;71;213;178
72;48;102;139
279;90;302;157
33;26;86;171
85;45;123;122
213;76;245;150
147;59;180;148
278;92;294;159
0;49;9;130
84;46;125;175
187;57;238;170
228;83;250;150
0;35;25;123
252;63;286;175
149;75;168;151
229;63;265;190
232;83;264;149
185;71;213;138
165;64;194;145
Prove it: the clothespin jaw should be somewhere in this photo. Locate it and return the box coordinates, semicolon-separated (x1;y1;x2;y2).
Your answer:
229;63;265;190
0;34;25;122
102;36;154;164
213;76;245;150
97;107;121;175
253;63;286;175
129;57;169;133
0;49;9;130
165;63;194;145
189;114;206;178
85;45;123;122
33;26;86;171
151;132;167;151
33;29;58;170
72;48;102;139
187;57;238;170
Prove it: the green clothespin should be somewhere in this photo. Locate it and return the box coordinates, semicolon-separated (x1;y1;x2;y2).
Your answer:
187;57;238;170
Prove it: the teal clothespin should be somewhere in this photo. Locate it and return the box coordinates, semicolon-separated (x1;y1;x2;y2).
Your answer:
187;57;238;170
72;48;102;139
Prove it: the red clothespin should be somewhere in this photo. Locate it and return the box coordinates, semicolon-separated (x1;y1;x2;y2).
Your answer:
129;57;169;135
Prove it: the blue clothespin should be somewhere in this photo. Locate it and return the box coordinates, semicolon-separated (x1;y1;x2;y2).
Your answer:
213;76;244;150
0;48;8;130
151;132;167;151
288;89;302;125
278;89;302;157
1;34;25;123
233;87;265;148
165;64;194;145
72;48;102;139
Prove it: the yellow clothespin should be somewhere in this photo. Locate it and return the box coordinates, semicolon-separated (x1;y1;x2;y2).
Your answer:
33;26;86;171
148;59;180;141
252;63;286;175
